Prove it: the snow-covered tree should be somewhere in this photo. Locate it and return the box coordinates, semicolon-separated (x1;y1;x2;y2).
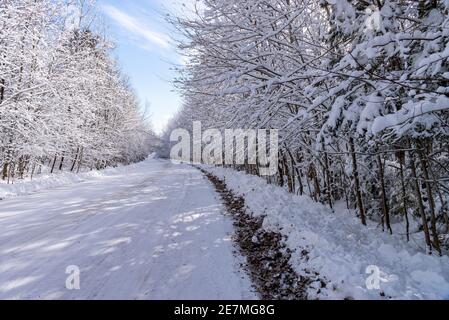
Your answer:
0;0;155;182
164;0;449;254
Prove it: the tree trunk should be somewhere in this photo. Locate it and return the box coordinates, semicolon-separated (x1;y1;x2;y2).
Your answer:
410;151;432;252
50;155;57;174
76;148;84;173
278;151;285;187
349;137;366;225
30;162;36;181
426;154;449;233
324;150;333;209
71;148;79;172
18;156;25;179
292;150;304;195
8;162;15;184
283;153;294;193
59;154;65;171
418;149;441;255
398;152;410;241
2;162;8;180
377;154;392;234
305;174;314;200
309;164;321;201
0;78;4;103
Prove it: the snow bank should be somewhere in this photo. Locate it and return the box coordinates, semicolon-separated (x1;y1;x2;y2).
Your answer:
0;171;90;199
201;165;449;300
0;155;155;200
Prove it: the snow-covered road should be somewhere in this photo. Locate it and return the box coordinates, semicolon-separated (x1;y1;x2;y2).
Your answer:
0;159;255;300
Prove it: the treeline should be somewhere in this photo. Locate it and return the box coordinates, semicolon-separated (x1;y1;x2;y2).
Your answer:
164;0;449;254
0;0;154;182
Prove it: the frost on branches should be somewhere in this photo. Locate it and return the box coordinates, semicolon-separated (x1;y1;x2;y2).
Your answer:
0;0;154;183
162;0;449;254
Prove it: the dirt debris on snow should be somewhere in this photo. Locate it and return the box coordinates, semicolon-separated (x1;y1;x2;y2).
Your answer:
199;167;321;300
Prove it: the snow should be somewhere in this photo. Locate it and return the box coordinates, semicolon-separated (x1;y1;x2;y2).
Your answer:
0;170;102;200
0;154;155;200
2;156;449;300
371;95;449;137
0;158;256;300
201;165;449;300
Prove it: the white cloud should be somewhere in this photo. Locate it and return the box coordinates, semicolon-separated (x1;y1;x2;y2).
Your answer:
102;4;169;49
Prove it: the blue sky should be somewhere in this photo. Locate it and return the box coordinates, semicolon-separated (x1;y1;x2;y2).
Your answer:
97;0;194;133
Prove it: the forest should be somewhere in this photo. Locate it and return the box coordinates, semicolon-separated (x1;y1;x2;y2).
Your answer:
161;0;449;254
0;0;154;184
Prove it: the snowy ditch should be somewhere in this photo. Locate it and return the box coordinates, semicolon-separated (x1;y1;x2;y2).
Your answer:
199;165;449;300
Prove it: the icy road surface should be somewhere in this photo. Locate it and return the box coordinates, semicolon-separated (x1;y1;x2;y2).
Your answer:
0;159;255;299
